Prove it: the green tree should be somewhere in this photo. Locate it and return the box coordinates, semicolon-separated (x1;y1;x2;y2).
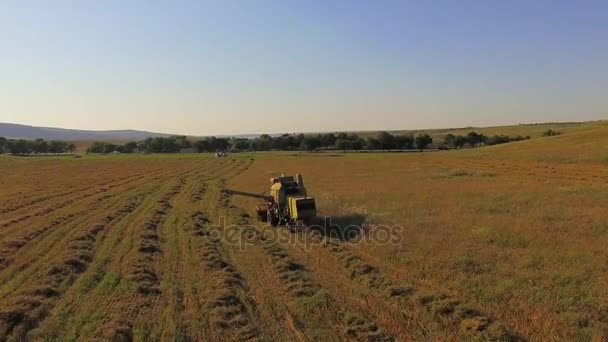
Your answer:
33;139;49;154
376;131;395;150
335;138;352;152
415;133;433;151
0;137;7;154
8;139;31;155
350;137;365;151
123;141;138;153
87;142;106;153
319;133;336;148
300;136;321;151
232;138;249;151
257;134;272;150
542;129;560;137
365;137;381;150
193;139;209;152
443;134;456;148
103;143;118;153
453;135;467;148
466;131;487;147
48;140;68;154
395;134;414;149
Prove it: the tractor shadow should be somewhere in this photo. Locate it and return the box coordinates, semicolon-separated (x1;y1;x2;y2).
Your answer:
307;214;369;242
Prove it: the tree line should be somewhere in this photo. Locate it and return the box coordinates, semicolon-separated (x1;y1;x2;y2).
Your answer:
86;132;435;153
0;137;76;156
442;132;531;149
86;129;536;154
1;129;538;156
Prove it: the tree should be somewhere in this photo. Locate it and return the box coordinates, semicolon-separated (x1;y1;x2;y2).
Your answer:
0;137;7;154
365;137;381;150
103;143;118;154
232;138;249;151
257;134;272;150
32;139;49;154
415;133;433;151
376;131;395;150
394;134;414;149
8;139;31;155
319;133;336;148
335;139;352;152
67;143;76;154
443;134;456;148
300;136;321;152
466;131;487;147
350;137;365;151
173;135;191;149
453;135;467;149
48;140;68;154
215;138;229;151
87;142;106;153
543;129;560;137
123;141;138;153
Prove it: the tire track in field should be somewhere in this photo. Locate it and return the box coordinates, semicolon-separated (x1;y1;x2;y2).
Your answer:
0;189;154;340
221;190;394;341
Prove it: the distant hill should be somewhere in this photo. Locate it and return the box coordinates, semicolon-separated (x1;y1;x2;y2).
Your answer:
0;123;168;141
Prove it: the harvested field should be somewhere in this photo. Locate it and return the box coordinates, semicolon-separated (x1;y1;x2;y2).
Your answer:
1;124;607;340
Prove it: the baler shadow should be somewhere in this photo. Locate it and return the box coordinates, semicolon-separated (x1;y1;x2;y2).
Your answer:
307;214;369;241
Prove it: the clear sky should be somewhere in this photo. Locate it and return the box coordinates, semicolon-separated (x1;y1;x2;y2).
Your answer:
1;1;607;135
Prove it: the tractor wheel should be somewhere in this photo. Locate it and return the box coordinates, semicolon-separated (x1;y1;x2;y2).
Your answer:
267;211;280;227
257;210;267;222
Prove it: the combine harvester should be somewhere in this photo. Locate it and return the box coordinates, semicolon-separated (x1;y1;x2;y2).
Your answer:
223;174;316;227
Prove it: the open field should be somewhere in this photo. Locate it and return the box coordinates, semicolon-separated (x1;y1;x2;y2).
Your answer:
0;123;607;341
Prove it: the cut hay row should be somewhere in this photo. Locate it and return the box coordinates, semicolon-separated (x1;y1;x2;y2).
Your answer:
188;211;260;341
0;173;155;229
0;157;215;218
128;179;185;295
319;236;522;341
0;213;76;271
94;179;189;341
0;189;152;340
222;195;394;341
0;163;204;257
0;159;210;232
95;159;248;340
0;169;156;216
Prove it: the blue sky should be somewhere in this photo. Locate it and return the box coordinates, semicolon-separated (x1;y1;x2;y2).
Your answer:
1;0;607;135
